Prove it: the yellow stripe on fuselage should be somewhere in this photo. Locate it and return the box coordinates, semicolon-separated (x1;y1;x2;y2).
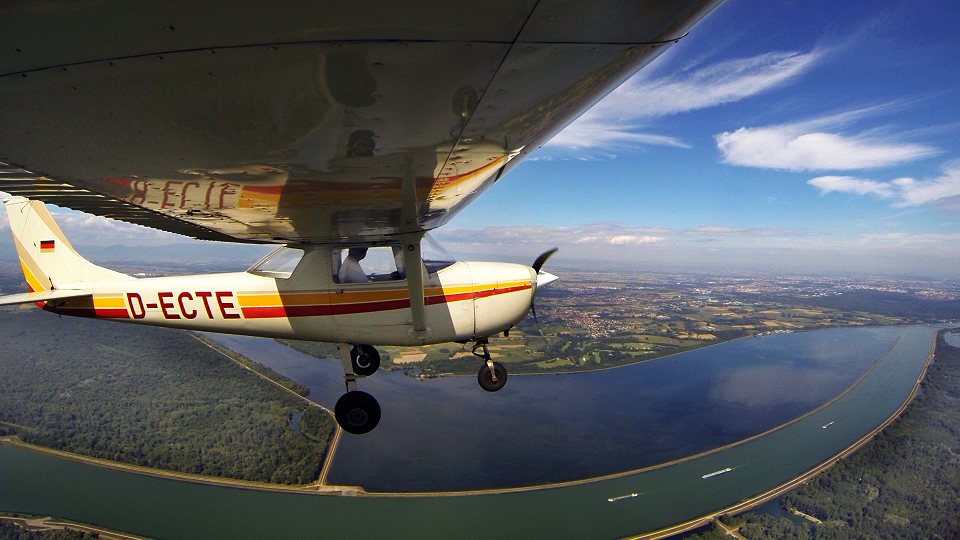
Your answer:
92;296;126;309
236;292;328;307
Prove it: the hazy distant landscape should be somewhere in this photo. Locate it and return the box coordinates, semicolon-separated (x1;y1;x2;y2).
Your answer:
279;267;960;377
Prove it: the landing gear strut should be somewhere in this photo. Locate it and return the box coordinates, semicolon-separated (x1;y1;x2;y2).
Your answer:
335;343;382;435
473;339;508;392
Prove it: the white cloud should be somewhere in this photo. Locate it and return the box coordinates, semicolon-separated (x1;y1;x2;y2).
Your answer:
717;129;935;171
892;166;960;207
599;51;823;118
548;49;822;150
716;107;938;171
547;127;688;151
605;235;665;245
808;163;960;210
858;232;960;247
807;176;896;199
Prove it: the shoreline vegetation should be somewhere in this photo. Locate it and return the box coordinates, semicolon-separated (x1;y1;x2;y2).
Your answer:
0;308;336;487
0;512;144;540
679;329;960;540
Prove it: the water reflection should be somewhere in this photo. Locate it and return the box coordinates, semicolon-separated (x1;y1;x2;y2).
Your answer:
209;327;905;492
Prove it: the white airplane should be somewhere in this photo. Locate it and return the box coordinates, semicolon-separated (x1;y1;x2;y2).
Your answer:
0;0;725;433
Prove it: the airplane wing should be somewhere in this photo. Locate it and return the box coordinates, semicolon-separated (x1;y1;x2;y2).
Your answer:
0;0;724;244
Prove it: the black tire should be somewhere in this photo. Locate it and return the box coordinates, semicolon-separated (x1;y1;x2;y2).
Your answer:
334;391;381;435
350;344;380;376
478;361;508;392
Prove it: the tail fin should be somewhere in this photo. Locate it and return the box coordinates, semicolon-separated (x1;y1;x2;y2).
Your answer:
4;196;132;292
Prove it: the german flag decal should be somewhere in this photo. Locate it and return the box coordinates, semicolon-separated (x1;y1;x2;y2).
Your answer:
40;240;55;252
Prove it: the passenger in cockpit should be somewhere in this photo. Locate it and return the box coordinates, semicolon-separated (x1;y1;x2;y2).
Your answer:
339;247;369;283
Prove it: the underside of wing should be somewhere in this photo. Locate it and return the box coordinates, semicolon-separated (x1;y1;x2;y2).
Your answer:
0;0;724;244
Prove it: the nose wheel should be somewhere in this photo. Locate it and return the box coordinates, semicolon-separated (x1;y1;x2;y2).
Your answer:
350;344;380;376
335;343;383;435
473;340;508;392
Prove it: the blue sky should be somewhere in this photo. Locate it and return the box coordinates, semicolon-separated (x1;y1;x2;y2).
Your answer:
438;0;960;277
2;0;958;278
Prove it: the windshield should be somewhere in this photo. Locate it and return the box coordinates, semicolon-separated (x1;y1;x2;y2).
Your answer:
247;246;304;278
421;233;456;274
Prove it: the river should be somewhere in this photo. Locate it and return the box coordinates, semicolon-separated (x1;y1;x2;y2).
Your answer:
209;325;917;492
0;325;938;539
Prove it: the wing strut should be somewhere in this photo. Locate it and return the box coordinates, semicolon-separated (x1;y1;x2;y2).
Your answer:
402;234;430;339
400;157;430;339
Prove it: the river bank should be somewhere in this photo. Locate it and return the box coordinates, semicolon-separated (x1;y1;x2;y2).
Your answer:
636;329;937;539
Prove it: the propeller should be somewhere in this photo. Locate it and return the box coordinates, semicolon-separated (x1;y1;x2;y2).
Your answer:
532;247;558;274
530;248;559;326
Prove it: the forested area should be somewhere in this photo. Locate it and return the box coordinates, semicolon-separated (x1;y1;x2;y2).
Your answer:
685;330;960;540
0;308;335;485
0;520;96;540
196;335;311;397
787;290;960;321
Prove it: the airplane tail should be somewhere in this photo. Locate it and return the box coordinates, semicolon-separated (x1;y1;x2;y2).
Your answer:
3;196;132;292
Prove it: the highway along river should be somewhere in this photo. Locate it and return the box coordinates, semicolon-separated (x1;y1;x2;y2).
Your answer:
0;325;937;539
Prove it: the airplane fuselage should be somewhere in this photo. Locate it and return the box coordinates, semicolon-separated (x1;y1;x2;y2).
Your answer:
38;260;536;347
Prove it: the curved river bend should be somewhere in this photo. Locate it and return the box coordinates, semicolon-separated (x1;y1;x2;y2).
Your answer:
211;325;923;492
0;325;938;539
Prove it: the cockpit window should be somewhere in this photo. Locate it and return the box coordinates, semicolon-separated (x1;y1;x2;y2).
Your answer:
422;233;456;274
248;247;304;279
329;236;456;284
332;245;404;284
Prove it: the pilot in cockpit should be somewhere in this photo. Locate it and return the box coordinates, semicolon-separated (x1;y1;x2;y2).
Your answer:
339;247;369;283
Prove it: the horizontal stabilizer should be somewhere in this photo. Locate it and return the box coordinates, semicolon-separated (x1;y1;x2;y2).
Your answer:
0;289;92;307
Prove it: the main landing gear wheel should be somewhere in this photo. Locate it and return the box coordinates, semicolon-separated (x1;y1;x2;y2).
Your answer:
478;361;508;392
350;344;380;377
473;339;508;392
334;391;381;435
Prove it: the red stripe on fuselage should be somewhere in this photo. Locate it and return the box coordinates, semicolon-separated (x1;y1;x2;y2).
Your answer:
241;284;531;319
